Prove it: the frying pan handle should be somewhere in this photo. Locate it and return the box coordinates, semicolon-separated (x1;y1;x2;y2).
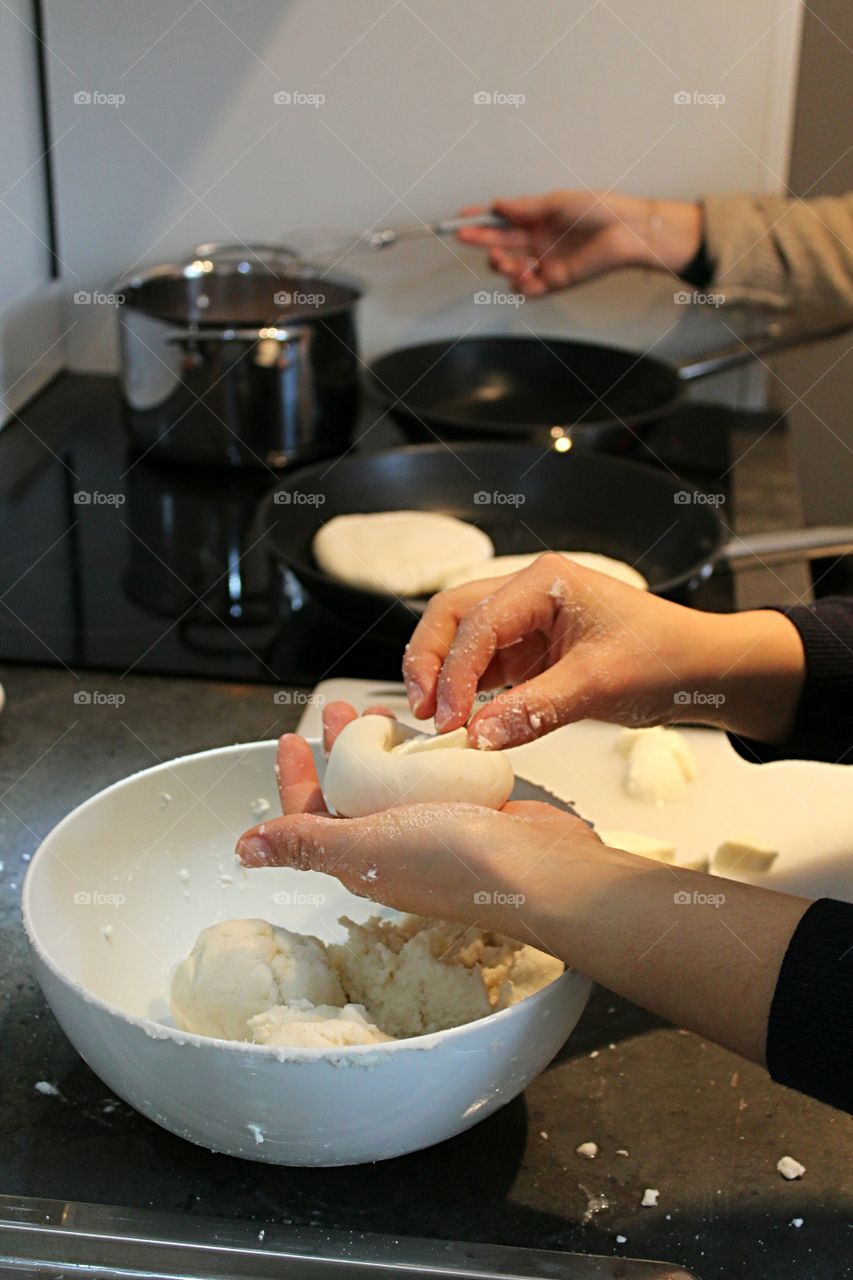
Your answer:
721;525;853;566
675;313;853;382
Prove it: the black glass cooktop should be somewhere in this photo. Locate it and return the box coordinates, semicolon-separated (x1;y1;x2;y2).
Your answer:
0;374;746;686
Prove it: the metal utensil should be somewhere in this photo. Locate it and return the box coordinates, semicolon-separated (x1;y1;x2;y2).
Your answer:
0;1193;703;1279
364;212;510;249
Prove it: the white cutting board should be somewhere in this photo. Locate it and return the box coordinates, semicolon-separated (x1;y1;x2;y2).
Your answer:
298;678;853;903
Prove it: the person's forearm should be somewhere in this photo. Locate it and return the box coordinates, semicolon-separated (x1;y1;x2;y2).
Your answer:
674;608;806;743
531;853;811;1064
635;198;704;276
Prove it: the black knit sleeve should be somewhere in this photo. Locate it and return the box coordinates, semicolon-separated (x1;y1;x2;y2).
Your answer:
729;598;853;765
766;898;853;1112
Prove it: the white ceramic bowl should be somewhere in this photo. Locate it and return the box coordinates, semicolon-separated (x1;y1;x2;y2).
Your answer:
23;740;591;1166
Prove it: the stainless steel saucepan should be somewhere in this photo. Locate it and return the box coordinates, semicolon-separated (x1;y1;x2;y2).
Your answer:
117;243;362;470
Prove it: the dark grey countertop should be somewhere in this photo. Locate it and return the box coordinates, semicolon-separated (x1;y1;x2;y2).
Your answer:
2;663;851;1280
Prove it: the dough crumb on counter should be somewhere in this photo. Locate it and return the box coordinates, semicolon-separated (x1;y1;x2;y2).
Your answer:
641;1188;660;1207
576;1141;598;1159
777;1155;806;1180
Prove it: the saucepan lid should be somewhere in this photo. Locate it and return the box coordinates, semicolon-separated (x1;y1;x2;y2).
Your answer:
116;242;362;327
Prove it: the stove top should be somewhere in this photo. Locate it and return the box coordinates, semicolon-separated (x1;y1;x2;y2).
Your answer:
0;374;753;687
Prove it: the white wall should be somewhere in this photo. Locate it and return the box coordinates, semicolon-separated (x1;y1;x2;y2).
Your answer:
0;0;64;419
41;0;804;397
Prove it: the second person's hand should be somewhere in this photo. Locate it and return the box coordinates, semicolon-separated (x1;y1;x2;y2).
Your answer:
457;190;703;295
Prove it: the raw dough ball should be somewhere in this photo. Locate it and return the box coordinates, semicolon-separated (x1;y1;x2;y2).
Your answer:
171;919;344;1040
442;551;648;591
313;511;494;596
248;1000;392;1047
330;915;563;1039
323;717;514;818
616;726;698;805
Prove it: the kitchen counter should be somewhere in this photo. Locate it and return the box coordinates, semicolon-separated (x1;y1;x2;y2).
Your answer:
2;663;851;1280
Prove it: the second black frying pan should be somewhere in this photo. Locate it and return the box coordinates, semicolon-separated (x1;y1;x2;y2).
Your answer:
367;316;853;451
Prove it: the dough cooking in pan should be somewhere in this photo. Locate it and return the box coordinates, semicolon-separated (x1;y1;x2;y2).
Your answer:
322;716;514;818
442;551;648;591
313;510;494;596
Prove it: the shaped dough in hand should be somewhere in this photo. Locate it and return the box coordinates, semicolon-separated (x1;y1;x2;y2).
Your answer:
322;717;514;818
313;511;494;596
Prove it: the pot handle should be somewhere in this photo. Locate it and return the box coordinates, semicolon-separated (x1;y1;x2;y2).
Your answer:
675;312;853;382
720;525;853;566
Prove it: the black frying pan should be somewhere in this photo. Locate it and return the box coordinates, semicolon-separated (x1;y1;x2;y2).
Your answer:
263;443;853;643
367;316;853;451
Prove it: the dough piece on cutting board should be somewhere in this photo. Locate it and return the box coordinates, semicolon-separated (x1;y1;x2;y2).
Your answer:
713;836;778;874
616;726;698;805
323;716;514;818
598;828;710;872
442;551;648;591
599;829;677;862
313;511;494;596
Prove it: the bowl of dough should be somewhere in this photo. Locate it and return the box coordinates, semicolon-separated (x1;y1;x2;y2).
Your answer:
23;735;591;1166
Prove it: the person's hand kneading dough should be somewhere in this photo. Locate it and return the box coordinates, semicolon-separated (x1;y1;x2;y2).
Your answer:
238;556;853;1114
